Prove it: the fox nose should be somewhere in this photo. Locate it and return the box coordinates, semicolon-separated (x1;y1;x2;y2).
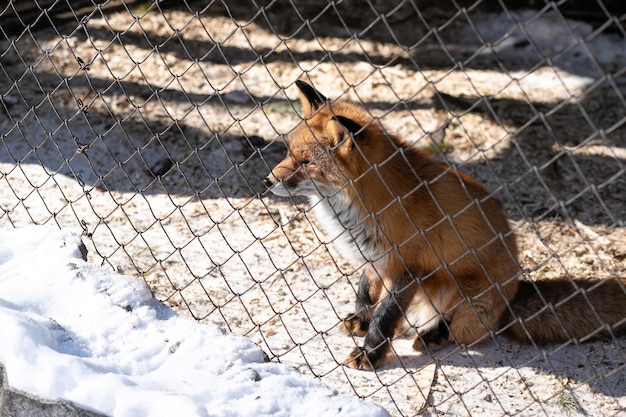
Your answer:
263;177;273;188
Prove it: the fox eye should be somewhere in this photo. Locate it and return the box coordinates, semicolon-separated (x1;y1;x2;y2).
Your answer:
302;158;315;166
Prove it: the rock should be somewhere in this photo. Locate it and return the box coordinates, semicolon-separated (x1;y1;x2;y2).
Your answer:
0;363;106;417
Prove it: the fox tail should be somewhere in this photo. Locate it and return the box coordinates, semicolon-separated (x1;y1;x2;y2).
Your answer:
500;277;626;344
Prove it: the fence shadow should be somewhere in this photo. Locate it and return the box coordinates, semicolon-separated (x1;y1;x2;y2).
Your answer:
388;336;625;402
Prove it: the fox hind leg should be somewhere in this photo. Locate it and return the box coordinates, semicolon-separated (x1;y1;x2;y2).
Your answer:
411;304;494;352
442;294;505;348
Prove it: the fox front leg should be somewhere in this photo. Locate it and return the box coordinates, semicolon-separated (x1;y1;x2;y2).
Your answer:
342;272;376;336
345;276;416;370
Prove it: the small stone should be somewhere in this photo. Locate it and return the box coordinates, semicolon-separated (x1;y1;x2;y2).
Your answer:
149;158;174;177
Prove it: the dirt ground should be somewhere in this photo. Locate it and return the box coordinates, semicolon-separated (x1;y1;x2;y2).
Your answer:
1;1;625;416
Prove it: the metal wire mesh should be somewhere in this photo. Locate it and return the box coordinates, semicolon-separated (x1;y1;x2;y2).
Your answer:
1;0;625;415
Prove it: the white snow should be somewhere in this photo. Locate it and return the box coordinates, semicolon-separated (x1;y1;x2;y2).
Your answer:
0;225;388;417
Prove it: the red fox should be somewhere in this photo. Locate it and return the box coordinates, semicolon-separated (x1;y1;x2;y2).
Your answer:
264;80;626;370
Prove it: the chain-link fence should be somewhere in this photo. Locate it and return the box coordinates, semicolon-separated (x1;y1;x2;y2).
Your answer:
1;0;625;415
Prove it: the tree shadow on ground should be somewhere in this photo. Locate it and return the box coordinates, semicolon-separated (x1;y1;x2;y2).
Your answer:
0;0;624;228
0;67;624;226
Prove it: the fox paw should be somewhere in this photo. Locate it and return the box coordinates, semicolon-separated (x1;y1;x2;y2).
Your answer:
341;315;369;337
344;342;390;371
412;337;449;352
344;347;376;371
413;320;451;352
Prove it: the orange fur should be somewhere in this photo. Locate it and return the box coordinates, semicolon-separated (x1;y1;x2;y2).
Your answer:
265;81;626;370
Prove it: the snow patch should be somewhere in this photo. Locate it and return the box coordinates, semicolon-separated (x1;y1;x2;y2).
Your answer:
0;226;388;417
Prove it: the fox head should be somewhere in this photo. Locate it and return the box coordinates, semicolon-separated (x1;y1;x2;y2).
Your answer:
264;80;390;198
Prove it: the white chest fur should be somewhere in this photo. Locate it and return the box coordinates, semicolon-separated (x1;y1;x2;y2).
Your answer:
309;194;386;265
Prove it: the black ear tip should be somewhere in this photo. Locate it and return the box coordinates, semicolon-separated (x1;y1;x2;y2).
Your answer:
295;80;327;105
295;80;310;90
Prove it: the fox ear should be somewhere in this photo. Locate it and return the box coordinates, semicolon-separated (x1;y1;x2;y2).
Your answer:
333;115;363;148
296;80;327;117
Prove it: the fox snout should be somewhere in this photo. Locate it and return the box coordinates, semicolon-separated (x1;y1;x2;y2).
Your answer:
263;175;279;194
263;174;292;197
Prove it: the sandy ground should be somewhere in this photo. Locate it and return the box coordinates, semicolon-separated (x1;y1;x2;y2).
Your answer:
0;2;625;416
